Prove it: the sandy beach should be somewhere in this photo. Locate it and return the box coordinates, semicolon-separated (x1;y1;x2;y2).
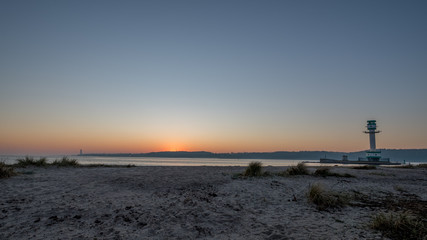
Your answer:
1;165;426;239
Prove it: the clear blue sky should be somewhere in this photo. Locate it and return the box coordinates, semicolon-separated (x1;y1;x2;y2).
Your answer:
1;0;426;154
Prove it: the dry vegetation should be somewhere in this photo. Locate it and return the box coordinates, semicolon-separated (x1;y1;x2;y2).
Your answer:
282;163;309;176
370;211;427;240
239;163;359;179
14;156;79;168
415;163;427;168
313;167;355;178
350;183;427;240
0;162;17;179
16;157;48;167
352;165;377;170
51;157;79;167
307;183;350;210
243;161;263;177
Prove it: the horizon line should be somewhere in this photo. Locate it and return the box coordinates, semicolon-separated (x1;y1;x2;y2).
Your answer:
79;148;427;155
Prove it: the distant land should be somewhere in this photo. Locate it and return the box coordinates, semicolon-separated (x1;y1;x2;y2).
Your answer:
82;149;427;162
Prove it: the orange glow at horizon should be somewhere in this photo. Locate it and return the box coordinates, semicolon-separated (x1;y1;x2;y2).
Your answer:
1;120;426;155
2;136;427;155
0;134;369;155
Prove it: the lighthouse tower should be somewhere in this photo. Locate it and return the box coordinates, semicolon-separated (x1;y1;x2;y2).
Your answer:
364;120;381;161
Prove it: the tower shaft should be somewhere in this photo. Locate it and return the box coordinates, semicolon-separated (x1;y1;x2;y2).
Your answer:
364;120;381;161
369;131;377;150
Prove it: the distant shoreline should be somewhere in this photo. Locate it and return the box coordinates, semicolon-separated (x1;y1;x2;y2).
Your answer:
80;149;427;162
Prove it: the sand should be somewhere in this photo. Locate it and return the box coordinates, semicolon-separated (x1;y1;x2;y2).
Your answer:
1;165;426;239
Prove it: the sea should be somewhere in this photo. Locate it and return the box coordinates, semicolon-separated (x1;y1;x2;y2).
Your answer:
0;155;419;166
0;155;318;166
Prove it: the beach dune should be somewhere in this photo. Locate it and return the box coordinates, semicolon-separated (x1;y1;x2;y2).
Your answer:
1;165;426;239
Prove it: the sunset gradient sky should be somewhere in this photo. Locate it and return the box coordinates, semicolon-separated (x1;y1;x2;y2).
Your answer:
1;0;427;155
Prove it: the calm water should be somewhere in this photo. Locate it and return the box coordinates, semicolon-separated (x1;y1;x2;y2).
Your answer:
0;155;418;166
1;155;318;166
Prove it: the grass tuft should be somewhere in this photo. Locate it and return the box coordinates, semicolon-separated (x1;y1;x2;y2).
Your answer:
313;167;355;178
370;211;427;240
352;165;376;170
283;163;309;176
16;157;48;167
15;156;79;167
415;163;427;169
0;162;17;178
313;167;332;177
307;183;350;210
51;157;79;167
243;161;263;177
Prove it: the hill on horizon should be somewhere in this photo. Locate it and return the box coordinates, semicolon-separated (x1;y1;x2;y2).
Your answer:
82;149;427;162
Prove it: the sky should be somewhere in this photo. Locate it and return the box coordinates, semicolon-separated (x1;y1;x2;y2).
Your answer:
1;0;427;155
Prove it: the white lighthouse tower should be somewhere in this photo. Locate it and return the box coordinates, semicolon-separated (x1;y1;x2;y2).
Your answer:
364;120;381;161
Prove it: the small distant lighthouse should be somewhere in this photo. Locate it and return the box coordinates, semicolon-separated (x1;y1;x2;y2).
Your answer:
364;120;381;161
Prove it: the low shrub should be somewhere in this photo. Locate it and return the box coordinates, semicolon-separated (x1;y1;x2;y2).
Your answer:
352;165;376;170
283;163;309;176
16;157;48;167
243;161;263;177
51;157;79;167
307;183;350;210
313;167;355;178
0;162;17;178
370;211;427;240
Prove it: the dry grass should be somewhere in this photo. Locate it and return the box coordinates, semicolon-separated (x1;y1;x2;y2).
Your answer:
243;161;263;177
352;165;377;170
282;163;309;176
307;183;350;210
416;163;427;168
16;156;80;167
370;211;427;240
313;167;355;178
16;157;48;167
0;162;17;178
51;157;79;167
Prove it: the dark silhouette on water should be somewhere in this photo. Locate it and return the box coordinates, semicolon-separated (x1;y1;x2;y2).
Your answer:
81;149;427;162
